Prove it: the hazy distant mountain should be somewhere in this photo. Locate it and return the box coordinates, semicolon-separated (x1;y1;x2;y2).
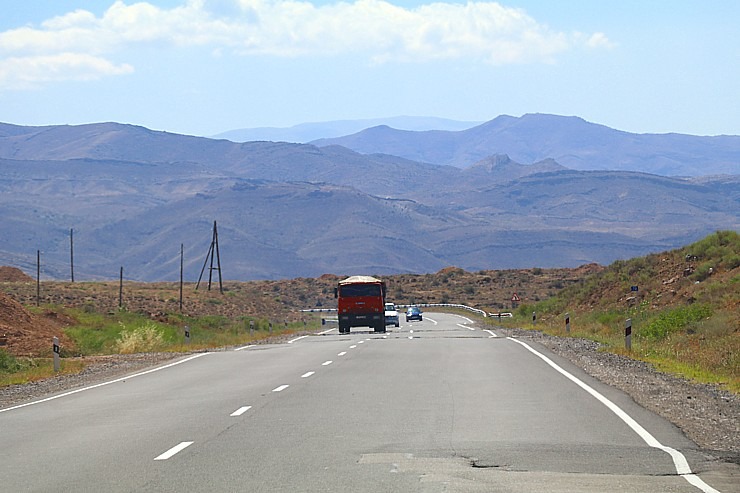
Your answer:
212;116;483;143
0;121;737;281
311;113;740;177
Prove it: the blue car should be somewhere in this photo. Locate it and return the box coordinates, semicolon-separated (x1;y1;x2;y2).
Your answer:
405;306;422;322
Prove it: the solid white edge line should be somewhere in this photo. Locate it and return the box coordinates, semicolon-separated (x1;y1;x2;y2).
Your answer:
288;335;308;344
456;323;475;331
230;405;252;417
234;344;255;351
272;384;289;392
506;337;721;493
318;328;335;335
301;371;315;378
0;353;212;414
485;329;498;338
154;441;194;461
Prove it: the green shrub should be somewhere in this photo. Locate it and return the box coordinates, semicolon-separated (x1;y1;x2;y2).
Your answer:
0;349;22;373
725;254;740;270
639;304;713;341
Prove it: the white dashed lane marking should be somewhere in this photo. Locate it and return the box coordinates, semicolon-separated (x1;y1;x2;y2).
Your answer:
230;406;252;417
154;441;193;461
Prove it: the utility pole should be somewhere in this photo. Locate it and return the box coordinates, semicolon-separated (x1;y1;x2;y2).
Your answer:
179;243;184;312
196;221;223;293
70;228;75;282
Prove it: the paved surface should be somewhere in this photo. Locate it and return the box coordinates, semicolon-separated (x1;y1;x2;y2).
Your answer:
1;313;736;492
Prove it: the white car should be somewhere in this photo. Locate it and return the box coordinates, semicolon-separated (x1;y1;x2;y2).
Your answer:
384;302;400;327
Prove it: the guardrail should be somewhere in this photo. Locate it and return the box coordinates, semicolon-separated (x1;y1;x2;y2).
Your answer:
487;312;513;318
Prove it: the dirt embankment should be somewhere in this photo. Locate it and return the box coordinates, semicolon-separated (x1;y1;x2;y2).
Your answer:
0;291;74;357
0;266;34;283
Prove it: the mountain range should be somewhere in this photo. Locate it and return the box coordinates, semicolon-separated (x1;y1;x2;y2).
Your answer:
0;114;737;281
312;113;740;176
211;116;483;143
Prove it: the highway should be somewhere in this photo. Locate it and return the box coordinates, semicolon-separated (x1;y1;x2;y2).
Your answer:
0;313;735;492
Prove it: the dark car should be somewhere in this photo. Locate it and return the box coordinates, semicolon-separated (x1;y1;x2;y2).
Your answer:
405;306;422;322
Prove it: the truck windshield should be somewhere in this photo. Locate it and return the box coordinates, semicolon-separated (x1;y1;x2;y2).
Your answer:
340;284;381;297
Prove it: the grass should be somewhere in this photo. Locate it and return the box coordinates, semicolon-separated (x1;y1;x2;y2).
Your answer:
494;311;739;393
0;350;86;387
0;307;324;387
61;309;322;356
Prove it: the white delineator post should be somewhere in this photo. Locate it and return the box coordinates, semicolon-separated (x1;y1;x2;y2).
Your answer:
52;336;60;373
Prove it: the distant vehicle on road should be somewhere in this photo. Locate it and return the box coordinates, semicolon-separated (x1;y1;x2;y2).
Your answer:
335;276;386;334
406;306;422;322
384;302;400;327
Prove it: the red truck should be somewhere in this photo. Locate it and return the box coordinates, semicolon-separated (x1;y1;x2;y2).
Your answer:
335;276;386;334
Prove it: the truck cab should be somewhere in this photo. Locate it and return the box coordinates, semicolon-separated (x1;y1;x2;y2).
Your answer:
335;276;386;334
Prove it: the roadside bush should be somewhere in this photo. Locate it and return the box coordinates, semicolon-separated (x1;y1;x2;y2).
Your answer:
639;304;713;341
115;321;165;354
0;349;21;373
727;254;740;270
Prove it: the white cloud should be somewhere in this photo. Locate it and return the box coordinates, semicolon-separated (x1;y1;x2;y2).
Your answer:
585;32;616;49
0;0;611;88
0;53;133;89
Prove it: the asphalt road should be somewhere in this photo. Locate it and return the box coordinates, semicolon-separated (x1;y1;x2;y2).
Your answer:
1;313;736;492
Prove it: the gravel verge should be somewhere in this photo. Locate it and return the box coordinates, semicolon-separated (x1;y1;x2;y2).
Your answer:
1;329;737;465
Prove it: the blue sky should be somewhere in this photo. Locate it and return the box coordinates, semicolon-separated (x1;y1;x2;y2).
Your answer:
1;0;738;137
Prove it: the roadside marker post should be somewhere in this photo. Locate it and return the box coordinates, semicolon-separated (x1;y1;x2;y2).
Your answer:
625;318;632;351
565;313;570;334
532;311;536;326
184;325;191;344
52;336;60;373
